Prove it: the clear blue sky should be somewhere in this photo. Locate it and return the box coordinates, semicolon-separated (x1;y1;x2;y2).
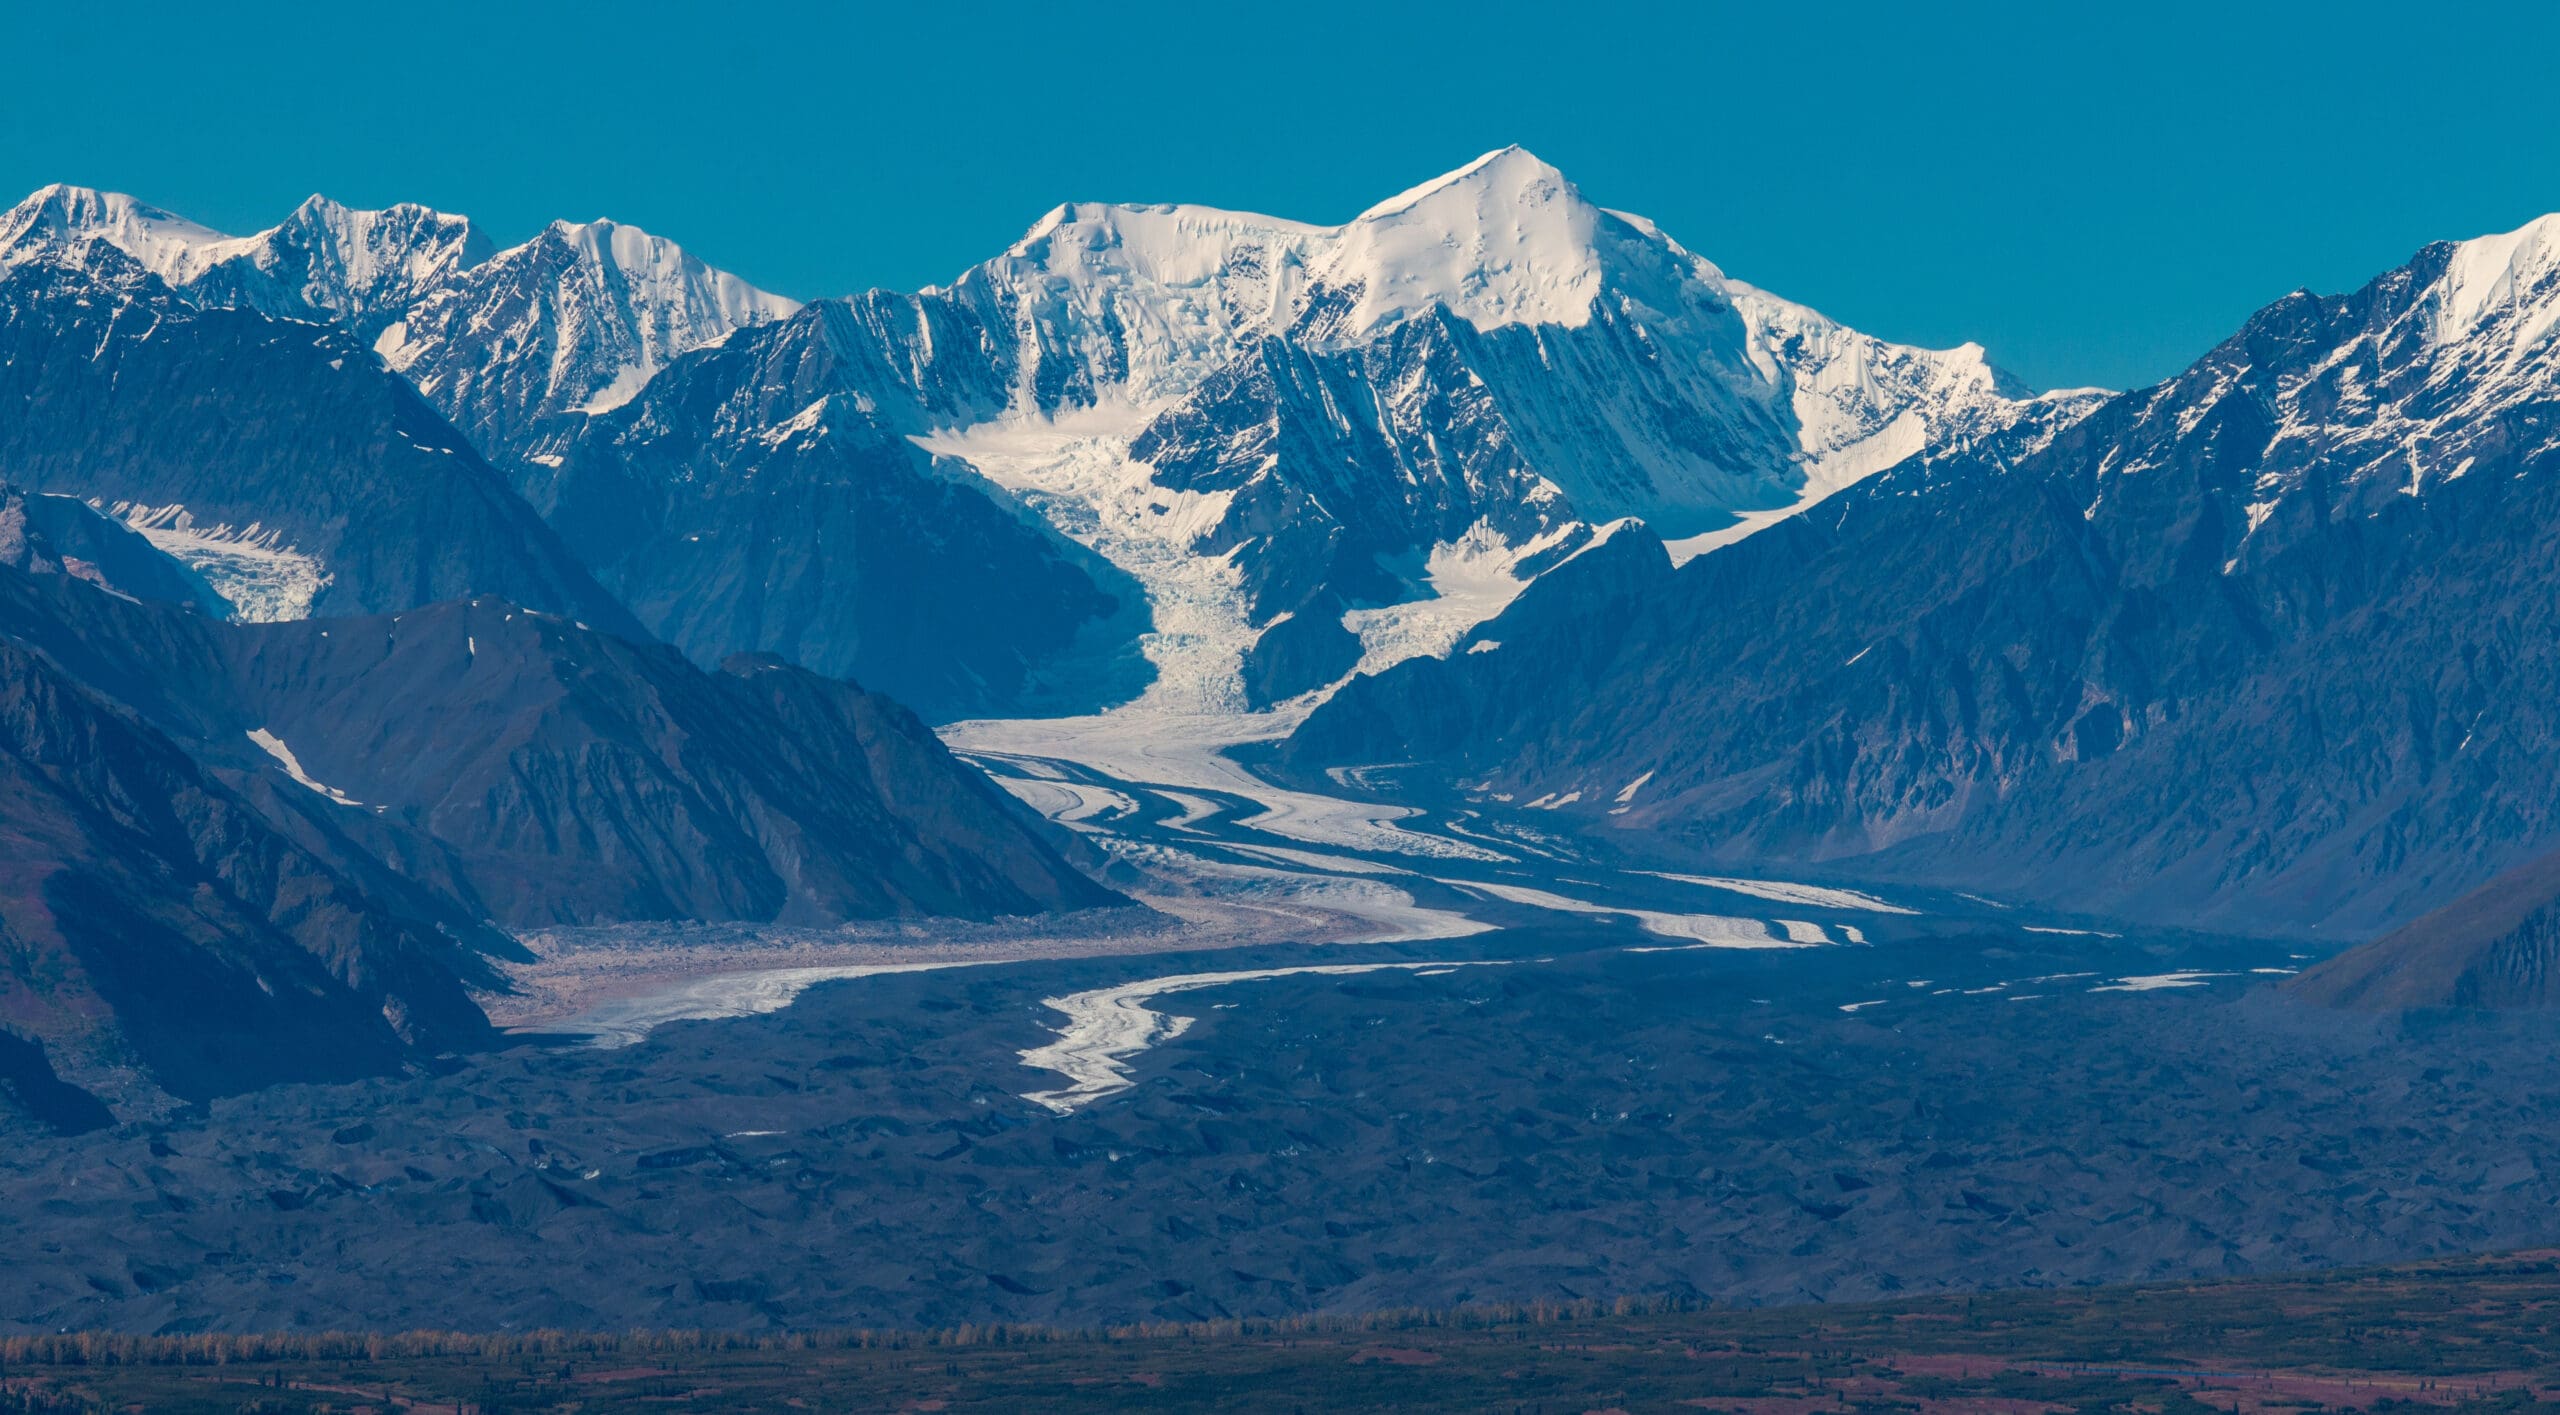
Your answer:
7;0;2556;391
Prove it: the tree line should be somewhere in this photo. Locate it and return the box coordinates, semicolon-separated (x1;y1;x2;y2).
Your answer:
0;1293;1713;1369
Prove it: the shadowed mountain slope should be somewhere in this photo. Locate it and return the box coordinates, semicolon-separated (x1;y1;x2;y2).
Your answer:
0;567;1116;930
2289;846;2560;1009
0;628;496;1113
1289;216;2560;939
0;256;640;631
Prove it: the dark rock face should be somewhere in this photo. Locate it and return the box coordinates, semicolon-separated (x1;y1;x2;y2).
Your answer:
0;257;639;633
1130;320;1573;621
1292;234;2560;939
212;602;1122;926
0;485;225;613
0;1029;112;1136
0;630;495;1112
1240;591;1369;705
541;310;1153;722
0;567;1115;930
1286;520;1680;769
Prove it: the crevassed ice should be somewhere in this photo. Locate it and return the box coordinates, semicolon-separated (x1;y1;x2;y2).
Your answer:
110;501;330;622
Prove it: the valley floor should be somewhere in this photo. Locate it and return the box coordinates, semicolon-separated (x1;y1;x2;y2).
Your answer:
2;713;2554;1342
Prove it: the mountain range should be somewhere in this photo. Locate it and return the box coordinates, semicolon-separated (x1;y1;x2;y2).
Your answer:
1287;211;2560;942
0;150;2069;718
5;147;2559;1128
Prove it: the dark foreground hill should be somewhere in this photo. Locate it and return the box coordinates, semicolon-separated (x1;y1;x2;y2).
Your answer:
0;630;497;1109
2288;845;2560;1009
0;568;1116;928
0;560;1113;1119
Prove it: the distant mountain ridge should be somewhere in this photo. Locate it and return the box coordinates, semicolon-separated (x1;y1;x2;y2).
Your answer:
25;166;2560;944
1287;210;2560;939
0;254;642;629
535;147;2073;713
7;155;2560;1064
0;153;2070;717
0;182;791;455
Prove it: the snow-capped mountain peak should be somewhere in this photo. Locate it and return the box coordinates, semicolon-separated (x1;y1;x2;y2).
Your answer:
372;213;801;450
955;199;1324;409
0;183;241;282
1320;145;1604;339
1;179;802;516
0;185;489;332
882;150;2060;714
536;217;800;332
1002;199;1325;268
2430;211;2560;352
2029;208;2560;593
0;163;2067;729
1352;144;1551;221
233;194;492;330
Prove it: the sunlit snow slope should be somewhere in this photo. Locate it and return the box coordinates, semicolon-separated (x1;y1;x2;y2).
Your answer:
871;146;2080;714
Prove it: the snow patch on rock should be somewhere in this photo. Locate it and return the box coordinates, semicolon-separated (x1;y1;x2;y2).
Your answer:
245;728;363;807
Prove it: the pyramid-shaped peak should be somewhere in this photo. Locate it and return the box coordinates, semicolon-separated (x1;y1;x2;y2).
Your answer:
1354;145;1579;224
1321;147;1605;338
